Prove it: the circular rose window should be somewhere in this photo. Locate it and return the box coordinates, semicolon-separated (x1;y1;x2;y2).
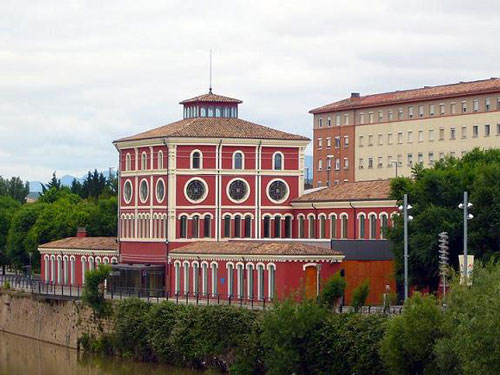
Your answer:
139;179;149;202
228;179;249;202
268;180;288;203
123;180;133;203
186;179;207;202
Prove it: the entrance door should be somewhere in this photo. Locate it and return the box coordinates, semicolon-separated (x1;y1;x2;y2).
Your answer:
305;266;317;299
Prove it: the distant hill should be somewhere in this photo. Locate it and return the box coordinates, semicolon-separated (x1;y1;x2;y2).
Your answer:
29;170;114;193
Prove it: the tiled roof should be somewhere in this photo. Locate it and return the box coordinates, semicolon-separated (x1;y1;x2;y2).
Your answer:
180;92;242;104
115;117;309;142
310;77;500;114
39;237;118;251
170;241;343;256
293;180;392;202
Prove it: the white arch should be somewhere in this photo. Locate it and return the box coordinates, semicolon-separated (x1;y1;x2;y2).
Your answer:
190;149;203;169
232;150;245;170
272;151;284;170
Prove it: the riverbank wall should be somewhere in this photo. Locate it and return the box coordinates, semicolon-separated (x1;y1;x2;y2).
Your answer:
0;289;112;349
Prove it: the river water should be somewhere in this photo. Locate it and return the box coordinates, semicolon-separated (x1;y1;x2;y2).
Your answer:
0;331;200;375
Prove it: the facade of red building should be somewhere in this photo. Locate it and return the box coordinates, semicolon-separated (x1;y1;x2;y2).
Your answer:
39;90;397;304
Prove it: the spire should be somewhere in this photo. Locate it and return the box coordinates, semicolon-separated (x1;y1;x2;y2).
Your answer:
209;48;213;94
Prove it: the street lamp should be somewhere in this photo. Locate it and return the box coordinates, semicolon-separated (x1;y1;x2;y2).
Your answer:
458;192;473;284
391;160;399;177
399;194;413;301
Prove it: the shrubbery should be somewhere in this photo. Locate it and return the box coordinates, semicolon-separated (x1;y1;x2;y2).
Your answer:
318;272;346;309
81;264;112;317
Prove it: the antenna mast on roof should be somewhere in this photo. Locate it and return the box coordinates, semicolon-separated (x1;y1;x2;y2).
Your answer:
209;49;213;94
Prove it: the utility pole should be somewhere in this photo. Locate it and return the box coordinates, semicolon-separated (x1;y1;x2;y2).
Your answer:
399;194;413;301
459;192;473;284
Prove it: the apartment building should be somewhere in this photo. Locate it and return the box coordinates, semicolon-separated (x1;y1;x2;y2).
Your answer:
311;78;500;185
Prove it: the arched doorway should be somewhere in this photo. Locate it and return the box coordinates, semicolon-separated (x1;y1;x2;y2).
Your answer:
304;264;318;299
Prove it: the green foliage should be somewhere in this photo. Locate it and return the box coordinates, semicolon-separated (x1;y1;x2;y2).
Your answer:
318;272;346;309
147;301;184;363
113;298;153;360
3;280;10;289
82;264;112;317
352;279;370;312
0;176;29;204
388;148;500;291
380;293;444;375
0;196;20;268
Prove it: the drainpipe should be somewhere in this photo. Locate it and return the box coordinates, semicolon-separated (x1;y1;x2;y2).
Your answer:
349;201;357;239
256;141;262;239
216;139;223;241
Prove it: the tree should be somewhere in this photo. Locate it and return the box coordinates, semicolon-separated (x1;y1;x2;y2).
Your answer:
41;171;61;194
82;264;112;317
0;176;29;203
387;148;500;291
0;196;21;274
318;272;346;309
351;279;370;312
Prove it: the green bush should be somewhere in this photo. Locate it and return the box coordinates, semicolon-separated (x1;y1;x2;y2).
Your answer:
113;298;153;360
352;279;370;312
81;264;111;317
380;293;444;375
147;301;184;363
3;280;10;289
318;272;346;309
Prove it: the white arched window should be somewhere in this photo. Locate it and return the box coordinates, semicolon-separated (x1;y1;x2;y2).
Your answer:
341;214;348;239
63;256;68;284
211;262;218;296
192;262;199;295
81;256;87;284
70;256;75;284
273;152;283;170
237;263;244;299
308;215;315;238
267;263;276;300
227;263;234;298
369;214;377;239
201;262;209;296
174;262;181;294
359;214;366;239
380;213;389;239
179;215;188;238
233;151;244;169
274;215;281;238
50;255;55;283
57;256;62;284
330;215;337;239
183;262;190;295
247;264;254;299
203;214;211;238
88;257;95;272
158;151;164;169
298;215;305;238
192;215;200;239
141;152;147;170
191;150;202;169
125;153;131;171
319;215;326;239
257;264;265;300
284;216;292;238
263;216;271;238
44;255;49;283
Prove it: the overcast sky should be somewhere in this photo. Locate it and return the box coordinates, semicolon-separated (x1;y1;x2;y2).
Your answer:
1;0;499;182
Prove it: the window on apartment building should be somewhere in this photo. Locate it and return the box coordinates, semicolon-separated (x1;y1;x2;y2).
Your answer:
398;108;404;120
450;127;456;140
430;104;435;116
369;112;374;123
378;133;383;145
419;105;424;117
388;111;393;121
318;118;323;128
359;135;364;146
461;126;467;138
327;117;331;127
327;157;332;170
387;132;393;144
473;125;479;137
335;136;340;148
318;159;323;171
439;128;445;140
450;151;456;158
335;158;340;170
473;100;479;112
429;152;434;165
407;153;413;166
418;152;423;164
326;137;331;148
344;114;349;125
336;114;341;126
378;157;383;168
485;124;491;136
497;124;500;135
387;155;393;167
368;134;373;146
440;104;445;115
407;131;413;143
485;98;490;111
409;107;414;119
451;103;456;114
344;157;349;169
360;113;365;124
359;158;364;169
397;154;402;166
397;131;403;144
368;158;374;169
344;136;349;147
439;152;445;161
429;129;435;141
318;138;322;148
418;130;424;142
378;111;383;122
462;101;467;113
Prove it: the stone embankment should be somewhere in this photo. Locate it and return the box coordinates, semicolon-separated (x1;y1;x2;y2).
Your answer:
0;289;111;349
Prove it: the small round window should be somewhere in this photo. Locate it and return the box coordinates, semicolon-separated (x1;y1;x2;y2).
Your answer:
185;179;207;202
268;180;289;203
228;179;249;202
156;179;165;203
123;180;133;203
139;179;149;203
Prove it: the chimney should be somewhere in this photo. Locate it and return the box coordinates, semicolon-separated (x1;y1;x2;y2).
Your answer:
77;227;87;238
350;92;360;100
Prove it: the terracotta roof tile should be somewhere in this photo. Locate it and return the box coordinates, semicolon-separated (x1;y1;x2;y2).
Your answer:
115;117;309;142
310;77;500;114
293;180;392;202
39;237;118;251
180;92;242;104
170;241;343;256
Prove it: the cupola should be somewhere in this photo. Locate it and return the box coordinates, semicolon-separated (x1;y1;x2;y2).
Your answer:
180;90;243;119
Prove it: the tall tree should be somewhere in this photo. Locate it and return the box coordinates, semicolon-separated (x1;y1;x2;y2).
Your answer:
0;196;21;274
0;176;29;203
41;171;61;194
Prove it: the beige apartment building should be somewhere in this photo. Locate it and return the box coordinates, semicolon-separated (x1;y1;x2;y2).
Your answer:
311;78;500;184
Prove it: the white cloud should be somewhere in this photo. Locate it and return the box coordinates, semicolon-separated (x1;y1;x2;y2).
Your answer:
1;0;499;181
